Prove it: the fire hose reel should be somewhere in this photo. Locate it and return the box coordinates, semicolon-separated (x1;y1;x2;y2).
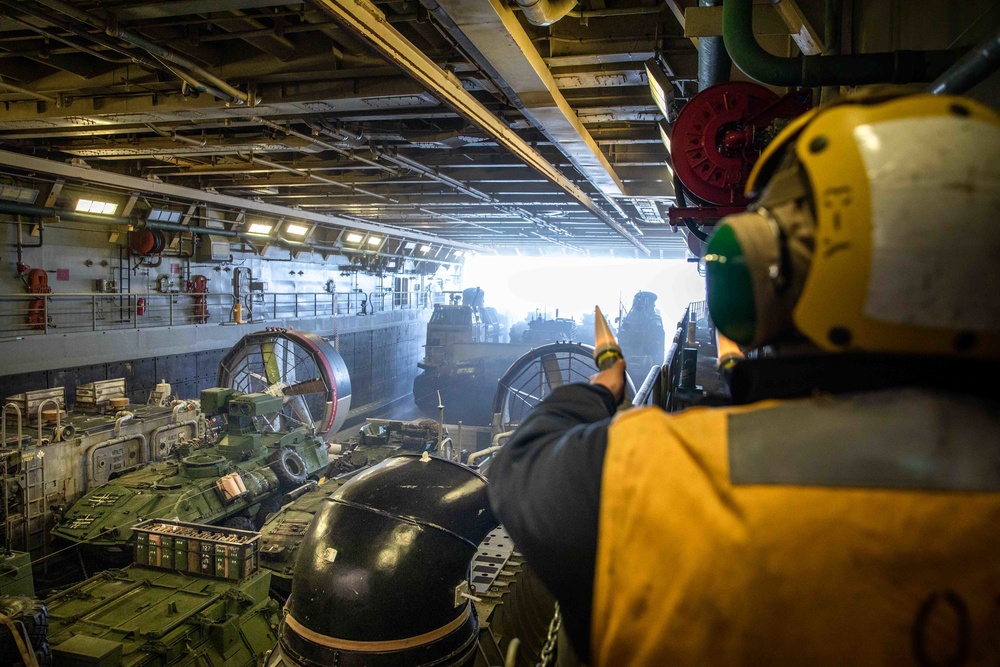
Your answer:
671;82;812;207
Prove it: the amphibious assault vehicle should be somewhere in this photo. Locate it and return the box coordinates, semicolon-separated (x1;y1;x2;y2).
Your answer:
0;520;279;667
51;389;332;564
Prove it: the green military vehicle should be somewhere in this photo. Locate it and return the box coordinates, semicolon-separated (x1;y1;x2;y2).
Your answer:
257;417;445;596
1;520;279;667
51;389;332;565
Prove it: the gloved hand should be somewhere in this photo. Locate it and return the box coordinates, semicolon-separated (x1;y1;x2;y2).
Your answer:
590;358;626;404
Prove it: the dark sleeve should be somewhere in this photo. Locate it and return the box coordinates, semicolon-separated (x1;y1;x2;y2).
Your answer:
487;382;616;662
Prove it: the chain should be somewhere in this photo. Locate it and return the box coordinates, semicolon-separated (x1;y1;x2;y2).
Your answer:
536;602;561;667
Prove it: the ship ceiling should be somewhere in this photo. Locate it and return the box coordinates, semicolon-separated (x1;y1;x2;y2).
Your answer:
0;0;702;257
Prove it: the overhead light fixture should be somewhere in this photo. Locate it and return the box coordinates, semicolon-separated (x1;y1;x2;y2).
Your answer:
0;185;39;204
404;242;416;251
645;58;676;123
658;121;672;155
76;198;117;215
346;232;364;243
386;260;397;269
419;245;431;253
367;236;383;247
248;222;273;235
285;223;309;236
454;250;464;257
147;208;181;223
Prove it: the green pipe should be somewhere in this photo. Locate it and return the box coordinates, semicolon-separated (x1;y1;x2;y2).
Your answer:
722;0;959;87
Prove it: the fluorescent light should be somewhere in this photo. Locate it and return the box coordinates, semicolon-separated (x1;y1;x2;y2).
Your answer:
76;199;118;215
248;222;273;235
346;232;364;243
404;242;416;250
285;223;309;236
0;185;38;204
645;58;675;122
419;245;431;253
148;208;181;223
658;121;672;155
367;236;383;247
454;250;464;257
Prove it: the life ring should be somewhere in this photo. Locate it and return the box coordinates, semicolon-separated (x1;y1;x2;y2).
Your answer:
268;448;308;489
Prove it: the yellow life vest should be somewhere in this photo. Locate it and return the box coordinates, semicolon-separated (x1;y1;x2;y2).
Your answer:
592;388;1000;666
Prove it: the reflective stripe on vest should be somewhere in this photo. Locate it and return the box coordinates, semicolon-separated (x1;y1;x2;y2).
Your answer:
592;388;1000;667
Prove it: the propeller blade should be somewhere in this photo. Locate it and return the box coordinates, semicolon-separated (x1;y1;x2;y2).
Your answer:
260;341;282;385
288;395;313;427
282;378;327;396
541;354;564;390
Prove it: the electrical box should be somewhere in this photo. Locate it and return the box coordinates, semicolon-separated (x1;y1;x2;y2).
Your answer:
195;235;232;263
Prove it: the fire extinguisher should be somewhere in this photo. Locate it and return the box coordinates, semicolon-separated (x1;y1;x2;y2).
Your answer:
137;297;146;316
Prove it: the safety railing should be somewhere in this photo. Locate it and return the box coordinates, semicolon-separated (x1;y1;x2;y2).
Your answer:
255;290;431;321
0;289;433;338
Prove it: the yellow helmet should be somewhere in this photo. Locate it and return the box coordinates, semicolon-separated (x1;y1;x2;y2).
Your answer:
705;93;1000;360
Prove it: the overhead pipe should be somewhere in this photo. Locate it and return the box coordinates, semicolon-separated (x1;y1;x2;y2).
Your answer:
515;0;579;27
0;201;133;226
0;79;58;105
10;0;166;72
107;26;250;104
1;12;131;66
697;0;732;91
140;219;346;255
722;0;959;87
929;25;1000;94
258;119;561;236
253;117;398;175
0;148;483;252
155;60;234;100
0;201;344;256
236;152;396;202
13;0;232;98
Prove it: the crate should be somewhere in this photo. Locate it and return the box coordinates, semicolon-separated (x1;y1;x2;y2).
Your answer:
133;519;259;581
4;386;65;420
76;379;127;407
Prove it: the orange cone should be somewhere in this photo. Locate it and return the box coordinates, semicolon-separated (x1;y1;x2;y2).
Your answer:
594;305;623;370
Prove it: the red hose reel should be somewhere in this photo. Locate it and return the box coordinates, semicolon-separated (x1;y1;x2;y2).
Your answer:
671;82;812;207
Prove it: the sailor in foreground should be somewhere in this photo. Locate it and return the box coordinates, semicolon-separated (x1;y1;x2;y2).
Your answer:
488;92;1000;666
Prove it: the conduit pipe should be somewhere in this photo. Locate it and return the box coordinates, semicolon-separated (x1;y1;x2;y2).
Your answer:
722;0;959;87
698;0;732;91
515;0;578;27
930;25;1000;94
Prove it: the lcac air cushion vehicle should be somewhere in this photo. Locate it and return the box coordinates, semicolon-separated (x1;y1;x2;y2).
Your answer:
51;328;352;566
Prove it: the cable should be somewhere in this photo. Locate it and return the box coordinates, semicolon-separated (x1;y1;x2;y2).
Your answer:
673;174;711;242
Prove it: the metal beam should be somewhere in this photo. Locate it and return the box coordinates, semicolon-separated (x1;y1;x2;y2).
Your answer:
0;149;486;251
308;0;648;253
